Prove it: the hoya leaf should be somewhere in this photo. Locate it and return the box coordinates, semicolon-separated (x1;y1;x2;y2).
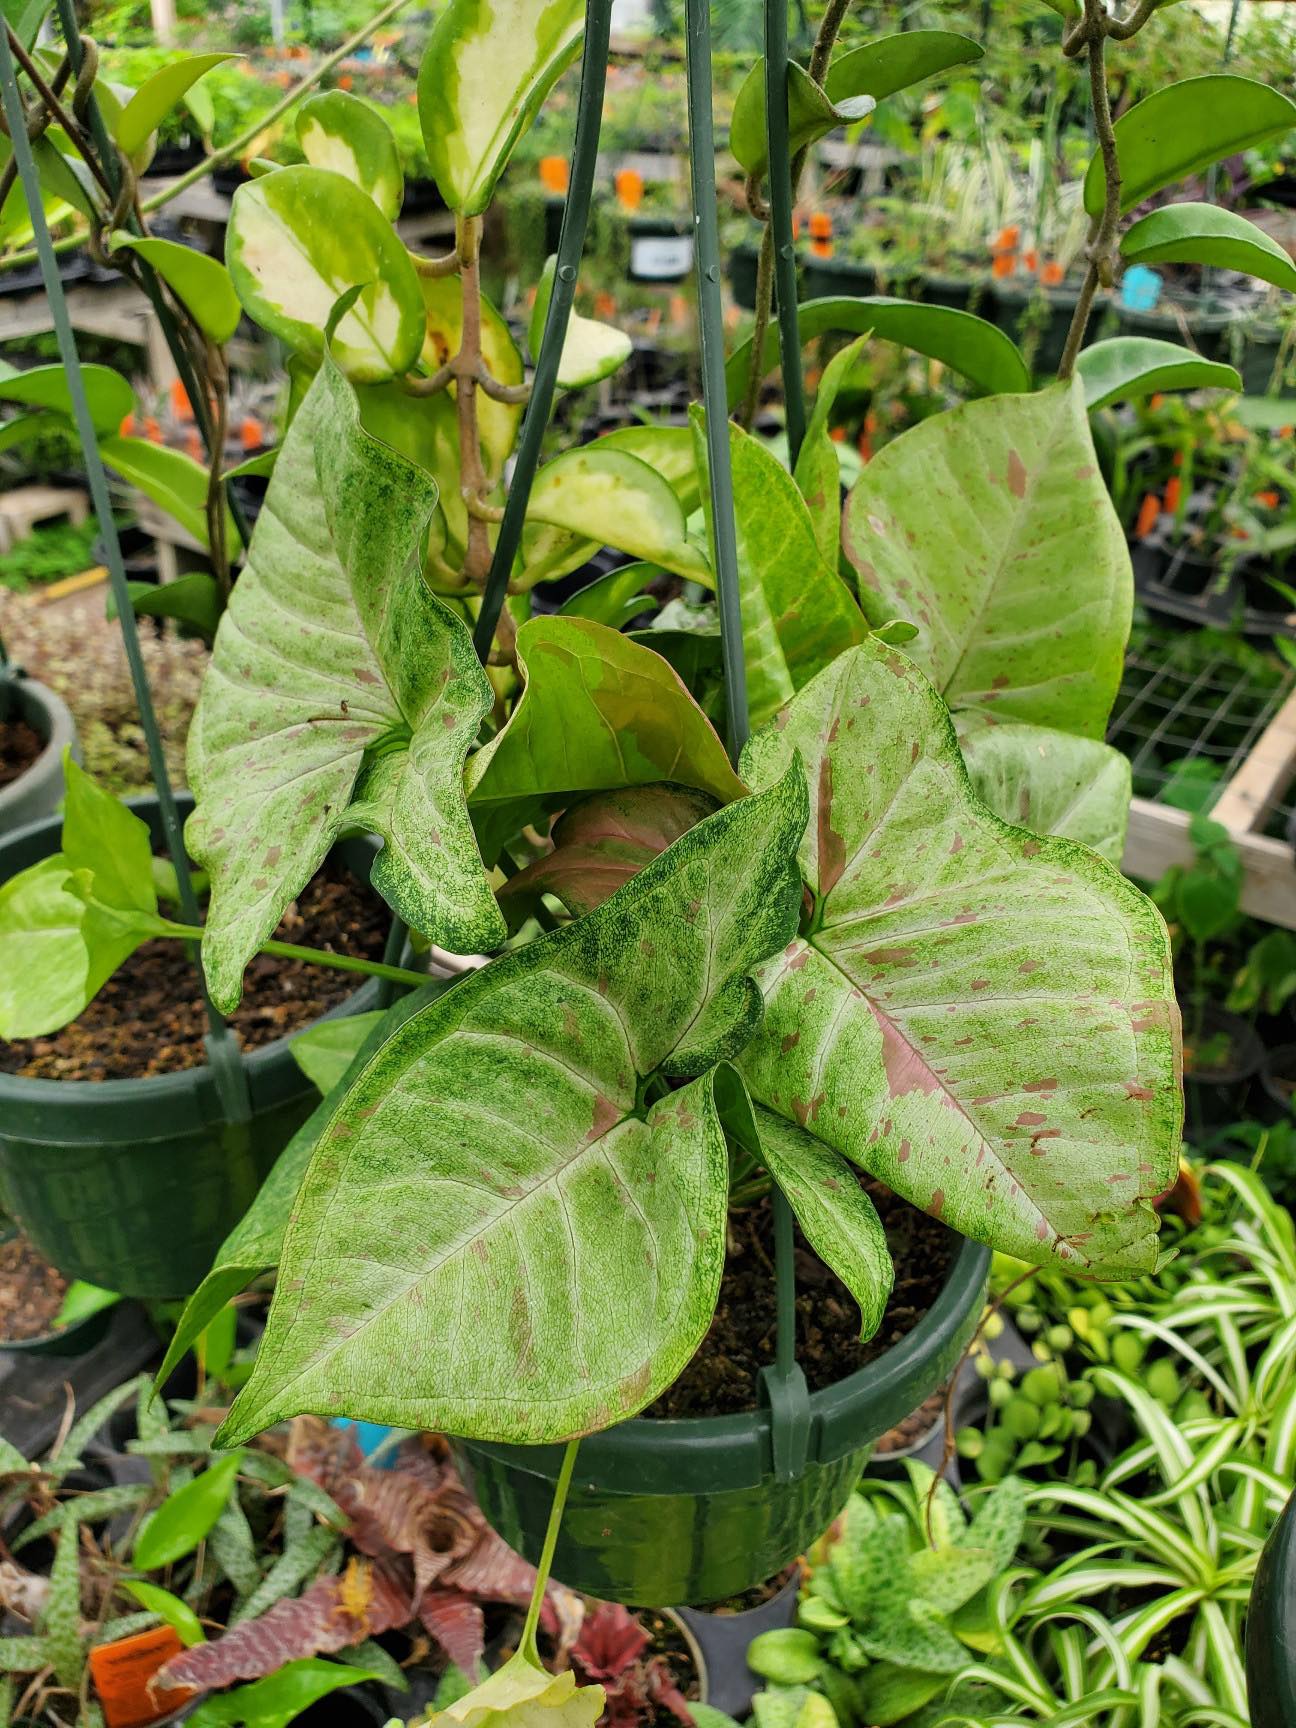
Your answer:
824;31;984;104
224;448;278;482
418;0;584;215
0;413;46;457
726;297;1030;407
0;362;133;434
530;254;632;388
557;563;659;630
464;616;745;862
134;1452;243;1572
31;134;99;221
121;1581;206;1647
730;60;875;179
692;408;866;729
1121;203;1296;297
794;334;869;565
525;447;711;585
157;982;447;1389
186;359;504;1013
187;1659;386;1728
957;719;1132;866
723;1087;893;1340
297;91;403;221
843;378;1130;739
739;641;1182;1280
100;435;238;554
108;233;241;344
218;768;808;1446
419;274;524;484
499;785;719;921
114;53;235;157
118;571;222;638
226;167;424;382
1084;76;1296;217
1075;337;1240;410
291;1010;386;1094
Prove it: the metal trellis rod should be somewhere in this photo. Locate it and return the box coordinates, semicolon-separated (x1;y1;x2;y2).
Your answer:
472;0;614;663
764;0;806;465
0;22;251;1122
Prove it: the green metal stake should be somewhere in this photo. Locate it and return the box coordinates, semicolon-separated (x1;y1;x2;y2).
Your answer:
473;0;613;664
0;23;250;1121
764;0;806;465
684;0;808;1484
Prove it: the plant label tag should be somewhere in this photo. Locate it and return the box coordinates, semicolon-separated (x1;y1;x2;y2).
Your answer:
630;235;694;281
89;1625;197;1728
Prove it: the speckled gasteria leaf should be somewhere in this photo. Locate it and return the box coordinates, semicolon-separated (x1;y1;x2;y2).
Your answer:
187;357;504;1013
216;765;807;1446
739;640;1181;1279
842;378;1131;740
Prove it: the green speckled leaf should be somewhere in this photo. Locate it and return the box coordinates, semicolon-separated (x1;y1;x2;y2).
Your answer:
842;379;1130;739
187;358;503;1013
525;447;711;585
794;335;868;566
225;167;423;382
418;0;584;216
957;718;1132;865
692;408;866;729
42;1508;84;1689
739;641;1181;1279
297;91;403;220
217;767;808;1445
465;616;745;860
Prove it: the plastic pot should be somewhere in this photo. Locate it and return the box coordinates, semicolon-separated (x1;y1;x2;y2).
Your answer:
671;1569;800;1718
0;669;79;837
0;795;389;1300
456;1235;989;1607
1260;1044;1296;1121
1248;1488;1296;1728
627;214;694;284
1183;1006;1263;1135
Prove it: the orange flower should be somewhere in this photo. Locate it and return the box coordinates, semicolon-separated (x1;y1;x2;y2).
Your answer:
1164;475;1182;515
1135;492;1161;539
1256;489;1281;509
338;73;353;90
170;378;191;421
1023;249;1038;274
1041;260;1064;286
994;224;1020;251
119;413;136;438
594;290;616;320
241;416;263;451
143;416;162;444
992;252;1016;279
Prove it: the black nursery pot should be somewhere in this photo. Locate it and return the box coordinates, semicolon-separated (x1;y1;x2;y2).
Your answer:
0;796;388;1300
1249;1488;1296;1728
1260;1045;1296;1122
1183;1006;1263;1134
457;1236;989;1607
0;671;79;837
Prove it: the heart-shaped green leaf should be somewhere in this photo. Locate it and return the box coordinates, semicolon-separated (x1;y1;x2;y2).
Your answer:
114;53;235;157
100;435;238;554
217;766;808;1445
739;640;1181;1279
109;232;242;344
418;0;584;215
1075;336;1240;410
692;407;866;728
187;357;504;1013
297;90;403;221
0;362;133;434
842;378;1130;738
957;718;1132;866
1120;203;1296;296
1084;75;1296;217
226;166;424;381
530;255;632;388
824;31;983;104
726;297;1030;407
730;60;875;179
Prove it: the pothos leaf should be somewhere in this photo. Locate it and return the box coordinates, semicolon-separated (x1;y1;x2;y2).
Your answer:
418;0;584;216
692;408;866;729
298;91;403;221
843;378;1130;739
217;765;808;1446
186;356;504;1013
739;641;1181;1279
956;718;1132;866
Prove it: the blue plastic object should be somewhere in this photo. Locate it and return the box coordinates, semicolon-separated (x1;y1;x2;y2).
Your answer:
1122;264;1162;311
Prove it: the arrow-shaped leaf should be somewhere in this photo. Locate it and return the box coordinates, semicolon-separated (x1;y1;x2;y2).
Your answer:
739;640;1181;1279
957;717;1132;866
187;357;504;1013
217;766;808;1446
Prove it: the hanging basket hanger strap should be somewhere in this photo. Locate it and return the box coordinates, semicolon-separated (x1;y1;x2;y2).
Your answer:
0;21;251;1126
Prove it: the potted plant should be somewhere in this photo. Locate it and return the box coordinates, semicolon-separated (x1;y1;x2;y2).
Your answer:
0;641;78;836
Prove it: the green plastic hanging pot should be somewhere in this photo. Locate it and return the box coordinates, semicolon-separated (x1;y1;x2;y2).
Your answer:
0;795;385;1301
1248;1487;1296;1728
457;1234;989;1606
0;666;79;837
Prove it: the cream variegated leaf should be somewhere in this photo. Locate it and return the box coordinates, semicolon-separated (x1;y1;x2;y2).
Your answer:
957;717;1132;866
187;358;504;1013
739;641;1181;1279
217;767;808;1446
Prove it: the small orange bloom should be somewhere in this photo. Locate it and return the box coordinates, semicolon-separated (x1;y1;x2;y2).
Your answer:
1135;492;1161;539
614;168;644;212
992;252;1016;279
1041;260;1064;286
539;155;569;195
1023;249;1038;274
1256;489;1281;509
1164;475;1182;515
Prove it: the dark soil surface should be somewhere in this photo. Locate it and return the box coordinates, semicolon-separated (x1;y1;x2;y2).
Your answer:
645;1179;954;1418
0;862;389;1081
0;1232;68;1340
0;717;43;790
684;1563;800;1615
875;1382;948;1455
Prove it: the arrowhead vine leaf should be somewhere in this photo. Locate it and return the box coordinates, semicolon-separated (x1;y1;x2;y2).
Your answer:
187;356;504;1012
738;640;1181;1279
217;765;808;1446
957;719;1132;866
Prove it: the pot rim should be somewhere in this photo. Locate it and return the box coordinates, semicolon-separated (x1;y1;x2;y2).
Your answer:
0;675;73;812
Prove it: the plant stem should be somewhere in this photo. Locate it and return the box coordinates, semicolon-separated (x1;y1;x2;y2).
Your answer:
521;1439;580;1661
455;213;493;588
163;922;429;990
1058;1;1121;380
